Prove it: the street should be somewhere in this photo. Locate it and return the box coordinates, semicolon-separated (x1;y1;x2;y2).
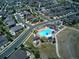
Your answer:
0;3;79;59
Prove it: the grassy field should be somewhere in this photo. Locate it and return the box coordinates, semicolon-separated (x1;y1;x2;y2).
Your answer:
56;27;79;59
72;23;79;29
24;35;58;59
39;43;58;59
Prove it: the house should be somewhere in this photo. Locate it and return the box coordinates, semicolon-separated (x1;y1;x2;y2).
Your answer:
41;7;47;14
15;11;31;20
27;15;33;19
5;20;16;27
4;15;12;22
10;25;23;35
21;11;31;16
8;49;30;59
33;35;40;41
0;35;8;47
14;13;22;22
4;15;16;27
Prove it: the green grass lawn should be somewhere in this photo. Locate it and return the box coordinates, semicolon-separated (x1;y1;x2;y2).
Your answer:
72;23;79;29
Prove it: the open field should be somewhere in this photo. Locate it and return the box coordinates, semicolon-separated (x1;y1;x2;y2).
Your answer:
56;27;79;59
72;23;79;29
39;43;58;59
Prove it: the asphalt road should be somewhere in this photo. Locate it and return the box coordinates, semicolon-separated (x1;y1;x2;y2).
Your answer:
0;11;78;59
0;19;56;59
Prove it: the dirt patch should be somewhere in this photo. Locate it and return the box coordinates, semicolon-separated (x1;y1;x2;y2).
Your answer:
56;27;79;59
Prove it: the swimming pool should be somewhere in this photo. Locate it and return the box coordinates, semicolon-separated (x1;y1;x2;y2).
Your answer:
37;28;54;37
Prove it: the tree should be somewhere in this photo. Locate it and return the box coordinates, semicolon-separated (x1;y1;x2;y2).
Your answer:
0;19;4;25
2;26;13;41
40;37;48;43
34;50;40;58
12;15;18;23
21;44;24;48
15;47;18;50
58;0;65;4
4;57;7;59
73;0;79;2
24;14;27;19
32;30;38;34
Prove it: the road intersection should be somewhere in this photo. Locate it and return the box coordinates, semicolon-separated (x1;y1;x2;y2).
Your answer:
0;8;79;59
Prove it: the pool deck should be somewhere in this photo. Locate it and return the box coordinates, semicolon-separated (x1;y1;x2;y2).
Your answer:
36;27;55;38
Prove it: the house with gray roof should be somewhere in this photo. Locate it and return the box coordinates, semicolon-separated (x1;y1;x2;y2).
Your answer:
11;25;23;32
10;25;24;35
8;49;30;59
4;15;16;27
6;20;16;27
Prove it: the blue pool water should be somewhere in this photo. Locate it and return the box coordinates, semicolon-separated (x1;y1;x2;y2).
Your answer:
37;28;54;37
